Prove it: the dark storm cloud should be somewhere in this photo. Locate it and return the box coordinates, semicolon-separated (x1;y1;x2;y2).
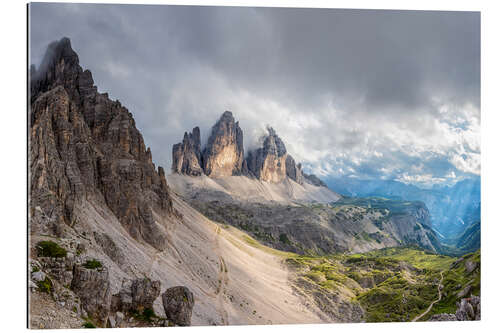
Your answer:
29;3;480;186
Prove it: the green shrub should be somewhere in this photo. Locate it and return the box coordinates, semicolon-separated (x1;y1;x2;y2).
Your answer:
36;241;67;258
279;233;291;245
143;308;156;321
37;277;52;294
82;321;96;328
132;308;156;322
83;259;102;269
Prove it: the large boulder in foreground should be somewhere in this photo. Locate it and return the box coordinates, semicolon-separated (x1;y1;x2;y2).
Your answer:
161;286;195;326
70;264;111;326
113;278;161;313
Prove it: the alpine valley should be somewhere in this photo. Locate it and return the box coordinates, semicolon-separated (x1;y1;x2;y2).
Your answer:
28;38;480;329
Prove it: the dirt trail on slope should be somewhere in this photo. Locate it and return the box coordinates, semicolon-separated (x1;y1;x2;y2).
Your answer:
213;225;229;324
412;271;444;322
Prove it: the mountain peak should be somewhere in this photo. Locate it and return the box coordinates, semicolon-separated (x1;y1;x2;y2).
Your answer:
30;37;95;104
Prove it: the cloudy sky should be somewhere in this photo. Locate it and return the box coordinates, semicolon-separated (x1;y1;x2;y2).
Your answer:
29;3;480;187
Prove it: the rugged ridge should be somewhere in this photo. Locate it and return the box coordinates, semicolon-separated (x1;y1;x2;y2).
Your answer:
285;155;304;185
246;127;288;183
171;127;203;176
202;111;246;177
172;119;324;186
30;37;173;250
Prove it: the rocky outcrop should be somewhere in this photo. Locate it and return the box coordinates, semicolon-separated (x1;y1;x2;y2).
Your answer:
246;127;288;183
202;111;245;177
429;295;480;321
161;286;195;326
112;278;161;313
429;313;457;321
93;232;126;268
285;155;304;185
70;264;112;326
171;127;203;176
30;37;173;250
303;173;327;187
171;114;328;187
455;296;480;321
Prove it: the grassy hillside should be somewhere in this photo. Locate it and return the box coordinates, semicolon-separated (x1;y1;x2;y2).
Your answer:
285;247;480;322
420;250;480;320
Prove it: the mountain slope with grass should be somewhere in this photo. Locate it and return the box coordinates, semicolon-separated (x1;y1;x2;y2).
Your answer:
285;247;480;322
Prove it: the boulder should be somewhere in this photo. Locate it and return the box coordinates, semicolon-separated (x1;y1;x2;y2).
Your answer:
455;296;480;321
31;271;46;283
429;313;457;321
114;278;161;313
70;264;111;326
465;260;478;273
115;311;125;327
161;286;195;326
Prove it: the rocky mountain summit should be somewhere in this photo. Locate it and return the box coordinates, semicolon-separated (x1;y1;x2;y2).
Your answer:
30;37;173;250
29;37;195;328
172;114;323;186
203;111;247;177
171;127;203;176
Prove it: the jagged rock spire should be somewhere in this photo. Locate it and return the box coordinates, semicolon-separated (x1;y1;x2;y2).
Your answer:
172;127;203;176
30;37;173;250
202;111;246;177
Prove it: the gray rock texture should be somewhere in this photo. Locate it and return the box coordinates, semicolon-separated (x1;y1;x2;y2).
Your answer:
30;37;173;250
246;127;288;183
285;155;304;185
429;313;457;321
172;127;203;176
303;173;328;187
202;111;246;177
70;264;112;326
161;286;195;326
113;278;161;313
170;114;328;187
455;296;480;321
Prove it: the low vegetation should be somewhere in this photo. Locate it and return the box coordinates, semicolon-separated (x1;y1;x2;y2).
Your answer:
82;321;96;328
286;247;480;322
37;277;53;294
83;259;102;270
36;240;67;258
131;308;157;322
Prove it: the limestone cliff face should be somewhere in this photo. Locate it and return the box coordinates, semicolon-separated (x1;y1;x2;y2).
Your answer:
246;127;289;183
30;37;173;250
285;155;304;185
171;118;325;186
171;127;203;176
202;111;245;178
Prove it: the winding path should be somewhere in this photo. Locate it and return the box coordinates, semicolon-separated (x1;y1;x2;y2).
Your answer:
213;225;229;325
412;271;444;322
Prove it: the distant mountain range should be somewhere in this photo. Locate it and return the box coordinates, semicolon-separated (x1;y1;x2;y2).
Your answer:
325;177;480;251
